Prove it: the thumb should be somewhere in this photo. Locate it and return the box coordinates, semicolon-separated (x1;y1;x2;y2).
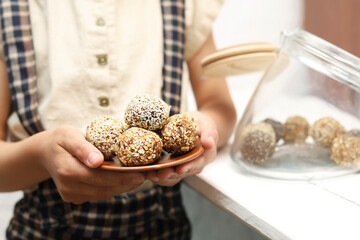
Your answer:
58;127;104;168
84;151;104;168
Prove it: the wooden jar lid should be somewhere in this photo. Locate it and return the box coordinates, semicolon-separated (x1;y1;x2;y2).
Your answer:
201;42;279;77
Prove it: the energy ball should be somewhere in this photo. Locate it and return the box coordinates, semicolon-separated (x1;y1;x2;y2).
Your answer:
86;115;128;159
347;129;360;138
283;116;309;144
160;114;198;155
331;134;360;167
263;118;284;143
239;122;276;164
117;127;163;166
124;94;171;131
309;117;346;148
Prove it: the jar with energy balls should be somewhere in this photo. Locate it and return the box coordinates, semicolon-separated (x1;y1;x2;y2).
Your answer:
231;29;360;180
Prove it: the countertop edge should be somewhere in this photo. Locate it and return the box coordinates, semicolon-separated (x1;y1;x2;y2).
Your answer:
184;175;290;240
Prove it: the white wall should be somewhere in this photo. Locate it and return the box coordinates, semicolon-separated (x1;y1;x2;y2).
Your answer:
213;0;303;119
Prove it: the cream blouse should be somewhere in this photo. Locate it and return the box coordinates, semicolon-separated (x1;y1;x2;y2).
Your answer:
0;0;224;140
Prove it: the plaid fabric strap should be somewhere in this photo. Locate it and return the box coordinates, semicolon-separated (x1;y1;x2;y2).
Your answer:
161;0;185;115
0;0;44;135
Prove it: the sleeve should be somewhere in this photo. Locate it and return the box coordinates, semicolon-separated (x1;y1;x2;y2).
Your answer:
184;0;225;60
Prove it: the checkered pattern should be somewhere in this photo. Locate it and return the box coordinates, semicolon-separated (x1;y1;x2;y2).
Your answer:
161;0;185;115
2;0;189;239
7;180;190;239
0;0;44;135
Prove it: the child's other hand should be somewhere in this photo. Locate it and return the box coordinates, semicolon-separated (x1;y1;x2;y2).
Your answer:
38;126;145;204
146;111;218;186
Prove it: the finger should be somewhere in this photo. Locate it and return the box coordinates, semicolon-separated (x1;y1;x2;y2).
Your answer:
200;131;216;150
176;144;217;175
57;126;104;168
190;112;217;136
153;178;182;187
146;167;185;187
175;155;206;176
145;171;160;183
146;167;175;182
146;170;182;187
157;167;177;180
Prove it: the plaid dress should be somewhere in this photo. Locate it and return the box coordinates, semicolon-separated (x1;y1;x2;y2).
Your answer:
1;0;190;239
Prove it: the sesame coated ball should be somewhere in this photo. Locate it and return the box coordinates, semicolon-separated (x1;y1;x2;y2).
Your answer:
263;118;284;143
309;117;346;148
160;114;199;155
331;134;360;167
117;127;163;166
283;116;310;144
124;94;171;131
86;115;128;159
239;122;276;164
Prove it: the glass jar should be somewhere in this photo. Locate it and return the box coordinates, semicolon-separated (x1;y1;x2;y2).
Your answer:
231;29;360;180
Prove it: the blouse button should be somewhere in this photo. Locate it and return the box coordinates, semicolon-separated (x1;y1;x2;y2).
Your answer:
97;54;107;66
98;97;110;107
96;17;106;26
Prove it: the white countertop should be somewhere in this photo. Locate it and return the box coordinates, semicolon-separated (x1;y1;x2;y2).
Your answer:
185;145;360;240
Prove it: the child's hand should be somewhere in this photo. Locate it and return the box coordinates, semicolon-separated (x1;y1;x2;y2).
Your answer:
146;111;218;186
38;126;145;204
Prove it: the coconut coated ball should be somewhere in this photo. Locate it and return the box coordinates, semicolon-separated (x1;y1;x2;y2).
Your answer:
310;116;346;148
124;94;171;131
86;115;128;159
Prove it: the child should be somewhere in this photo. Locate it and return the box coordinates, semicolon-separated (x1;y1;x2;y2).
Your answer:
0;0;236;239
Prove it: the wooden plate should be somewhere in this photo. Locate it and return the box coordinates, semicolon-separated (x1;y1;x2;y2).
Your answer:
100;141;205;172
202;52;278;77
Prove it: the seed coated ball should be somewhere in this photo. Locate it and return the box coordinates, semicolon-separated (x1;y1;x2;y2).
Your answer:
263;118;284;143
309;117;346;148
239;122;276;164
117;127;163;166
283;116;309;144
331;134;360;167
347;129;360;138
160;114;199;155
124;94;171;131
86;115;128;159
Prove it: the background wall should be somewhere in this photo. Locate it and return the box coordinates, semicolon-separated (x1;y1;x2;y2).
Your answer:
0;0;303;239
211;0;303;110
